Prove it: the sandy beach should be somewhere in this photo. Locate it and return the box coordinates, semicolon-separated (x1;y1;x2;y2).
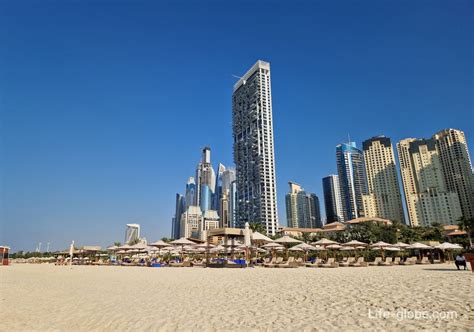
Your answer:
1;264;472;331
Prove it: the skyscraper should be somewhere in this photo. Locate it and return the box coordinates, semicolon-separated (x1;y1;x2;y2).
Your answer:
185;177;196;209
125;224;140;244
232;60;279;235
180;205;203;239
433;128;474;219
397;138;462;226
195;147;216;213
285;182;321;228
336;142;368;221
362;136;405;223
322;175;344;223
219;167;236;227
171;194;186;239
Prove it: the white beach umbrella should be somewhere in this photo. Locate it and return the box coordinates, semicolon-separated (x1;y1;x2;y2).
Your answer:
312;238;338;246
262;242;284;249
293;243;317;251
339;246;353;251
435;242;463;250
370;241;393;248
326;244;342;249
393;242;410;248
289;246;303;252
274;236;302;244
170;237;196;246
408;242;433;250
385;247;400;251
244;222;252;247
251;231;274;243
343;240;368;247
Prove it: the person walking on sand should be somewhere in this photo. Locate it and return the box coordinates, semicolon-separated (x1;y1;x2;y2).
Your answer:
455;253;467;270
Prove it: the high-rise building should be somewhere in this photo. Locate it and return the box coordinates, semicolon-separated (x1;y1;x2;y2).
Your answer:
202;210;220;240
220;167;236;227
125;224;140;244
322;175;344;223
232;60;279;235
336;142;368;221
397;138;462;226
180;206;203;239
171;194;186;239
213;163;226;211
285;182;321;229
195;147;216;213
433;128;474;219
185;177;196;209
362;136;405;223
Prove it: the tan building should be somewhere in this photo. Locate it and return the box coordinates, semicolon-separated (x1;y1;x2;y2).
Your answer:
397;138;462;226
433;128;474;219
180;206;203;239
362;136;405;223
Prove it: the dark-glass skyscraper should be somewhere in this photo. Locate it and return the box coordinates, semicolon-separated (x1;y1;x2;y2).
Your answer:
232;60;279;235
322;175;344;223
172;194;185;239
336;142;368;221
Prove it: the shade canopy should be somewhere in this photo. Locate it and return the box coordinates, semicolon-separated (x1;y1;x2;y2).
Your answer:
194;242;215;249
393;242;410;248
293;243;317;251
339;246;353;251
274;236;302;244
106;245;119;251
170;237;196;245
343;240;368;247
251;231;274;243
326;244;342;249
262;242;284;249
312;238;338;245
289;246;303;252
408;242;433;249
435;242;463;250
370;241;393;248
149;240;171;248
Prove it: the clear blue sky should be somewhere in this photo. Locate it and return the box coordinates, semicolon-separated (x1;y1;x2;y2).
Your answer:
1;1;473;251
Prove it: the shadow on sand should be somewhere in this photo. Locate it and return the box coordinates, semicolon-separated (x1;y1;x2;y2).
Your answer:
423;268;470;272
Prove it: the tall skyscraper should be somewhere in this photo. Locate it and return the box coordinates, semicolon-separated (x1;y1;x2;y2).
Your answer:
185;177;196;209
285;182;321;229
322;175;344;223
171;194;186;239
362;136;405;223
336;142;368;221
195;147;216;213
433;128;474;219
232;60;279;235
125;224;140;244
397;138;462;226
219;167;236;227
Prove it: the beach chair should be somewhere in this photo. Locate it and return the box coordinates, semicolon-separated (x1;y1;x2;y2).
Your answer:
399;257;415;265
295;257;304;266
339;257;355;267
320;258;339;268
305;258;321;268
417;256;430;264
378;257;393;266
368;257;382;266
263;257;277;268
349;257;367;267
277;257;298;268
393;257;401;265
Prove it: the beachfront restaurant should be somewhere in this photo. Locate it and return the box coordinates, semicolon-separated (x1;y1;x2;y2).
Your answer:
206;228;248;267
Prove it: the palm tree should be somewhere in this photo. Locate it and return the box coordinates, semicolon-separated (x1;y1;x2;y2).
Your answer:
248;222;267;235
114;241;121;247
458;217;474;248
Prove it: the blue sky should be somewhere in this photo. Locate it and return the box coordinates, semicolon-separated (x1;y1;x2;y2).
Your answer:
1;1;473;251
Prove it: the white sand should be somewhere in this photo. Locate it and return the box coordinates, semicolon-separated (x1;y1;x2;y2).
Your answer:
1;264;472;331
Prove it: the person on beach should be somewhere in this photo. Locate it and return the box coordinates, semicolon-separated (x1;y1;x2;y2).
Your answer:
455;253;467;270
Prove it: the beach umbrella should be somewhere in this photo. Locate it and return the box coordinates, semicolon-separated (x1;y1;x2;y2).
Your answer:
289;246;303;252
106;245;119;251
274;236;302;244
262;242;284;249
170;237;196;246
312;238;338;246
370;241;393;248
251;231;273;243
385;247;400;251
326;244;342;249
408;242;433;249
343;240;368;247
149;240;171;248
339;246;353;251
435;242;462;250
393;242;410;248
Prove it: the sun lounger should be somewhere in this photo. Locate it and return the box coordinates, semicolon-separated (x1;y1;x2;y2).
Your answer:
263;257;278;268
369;257;382;266
393;257;401;265
339;257;355;267
378;257;393;266
276;257;298;268
399;257;416;265
349;257;367;267
417;257;430;264
320;258;339;268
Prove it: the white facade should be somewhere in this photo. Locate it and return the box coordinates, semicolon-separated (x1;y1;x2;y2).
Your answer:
125;224;140;244
232;60;279;235
180;206;203;239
